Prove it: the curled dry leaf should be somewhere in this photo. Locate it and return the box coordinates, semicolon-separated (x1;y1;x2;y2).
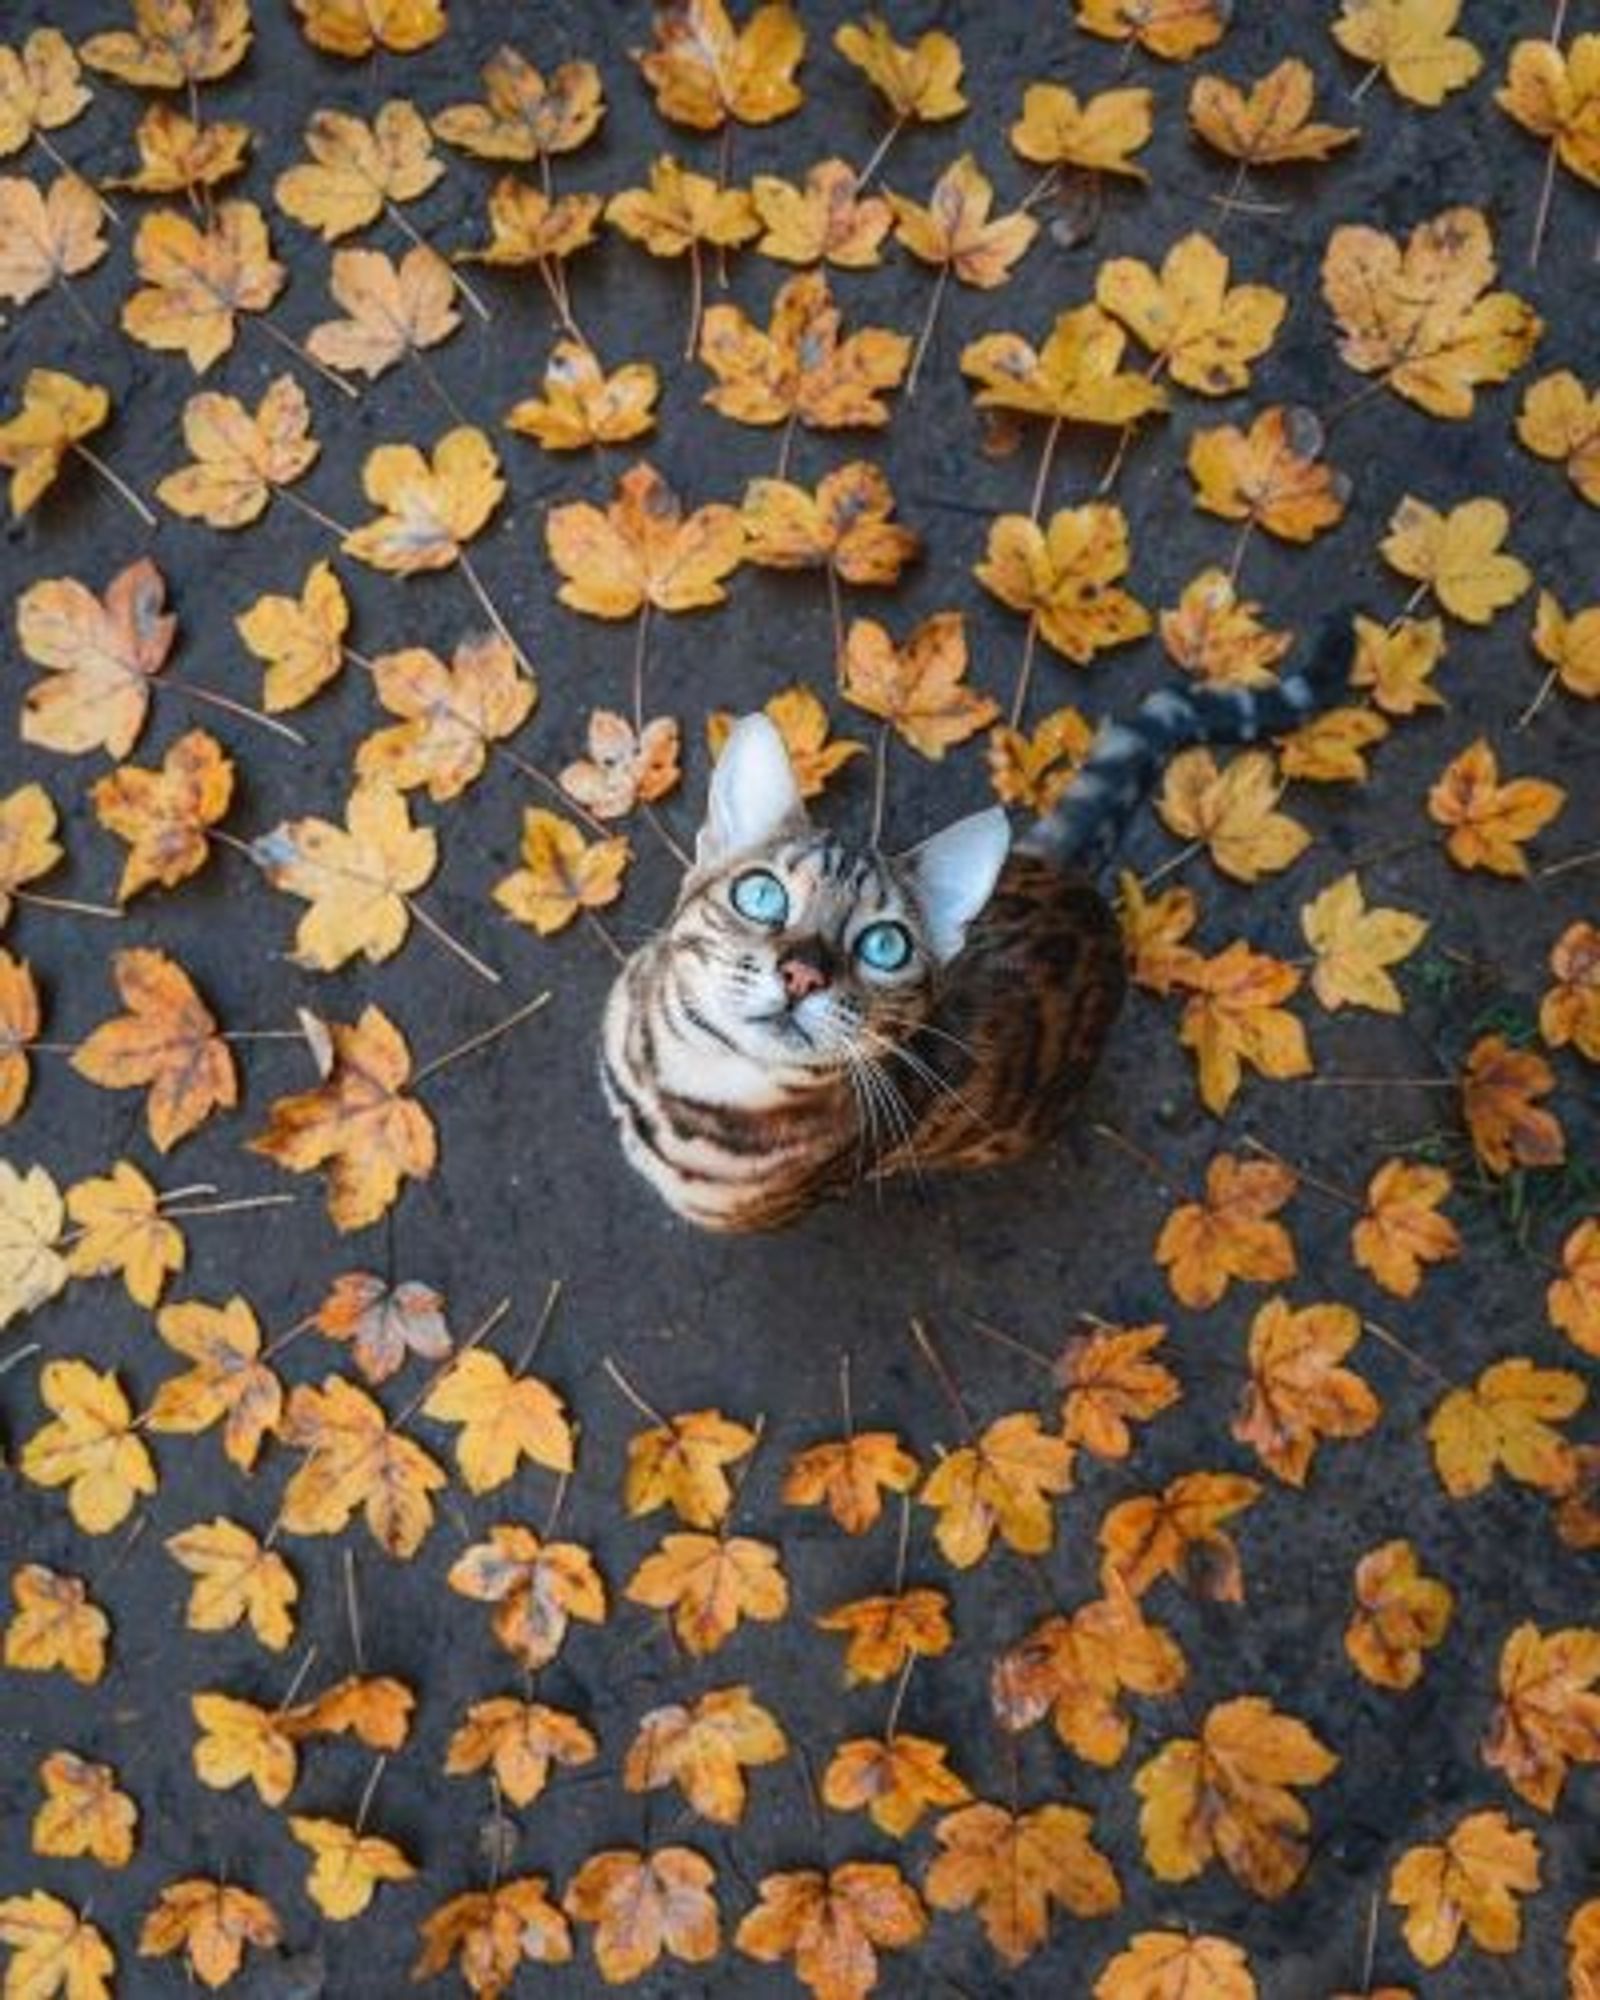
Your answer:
0;368;109;516
4;1565;109;1685
91;729;233;901
1136;1696;1338;1898
1346;1539;1453;1689
71;948;237;1153
1156;1153;1296;1312
624;1684;786;1824
1388;1810;1539;1968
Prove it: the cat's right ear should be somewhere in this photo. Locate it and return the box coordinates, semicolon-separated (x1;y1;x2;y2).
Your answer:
696;713;807;869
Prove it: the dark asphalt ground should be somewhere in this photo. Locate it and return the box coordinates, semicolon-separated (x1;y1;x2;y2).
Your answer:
2;2;1597;1996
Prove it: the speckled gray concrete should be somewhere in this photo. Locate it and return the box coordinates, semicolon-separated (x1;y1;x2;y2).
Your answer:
2;3;1597;1996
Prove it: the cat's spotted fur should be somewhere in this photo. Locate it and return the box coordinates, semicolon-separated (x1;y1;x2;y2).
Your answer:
602;623;1352;1232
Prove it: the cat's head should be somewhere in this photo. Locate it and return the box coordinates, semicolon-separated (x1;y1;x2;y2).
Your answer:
647;713;1011;1076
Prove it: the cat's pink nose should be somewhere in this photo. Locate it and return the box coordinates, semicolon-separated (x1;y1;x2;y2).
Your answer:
779;949;831;1001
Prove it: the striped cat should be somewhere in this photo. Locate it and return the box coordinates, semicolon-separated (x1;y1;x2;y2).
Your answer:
602;621;1353;1232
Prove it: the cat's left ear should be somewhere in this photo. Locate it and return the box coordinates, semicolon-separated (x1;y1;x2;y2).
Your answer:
902;807;1011;963
696;713;808;869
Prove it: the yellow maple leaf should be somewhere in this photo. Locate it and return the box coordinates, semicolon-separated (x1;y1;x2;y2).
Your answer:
741;461;918;583
1345;1538;1453;1689
289;1817;416;1920
91;728;233;900
1322;208;1540;417
924;1801;1120;1965
279;1375;445;1555
625;1531;789;1655
33;1750;137;1868
0;172;107;310
146;1295;282;1472
422;1348;573;1492
782;1430;919;1533
0;947;40;1126
138;1878;281;1992
1179;940;1312;1113
191;1691;299;1804
962;302;1169;428
0;1158;67;1331
1428;737;1563;874
559;711;679;820
343;425;504;572
1094;1933;1258;2000
1352;612;1446;715
976;507;1151;665
252;782;436;971
0;1893;115;2000
18;555;177;758
308;243;459;383
292;0;444;58
1352;1160;1461;1298
992;1584;1186;1759
701;268;910;429
64;1159;184;1308
546;460;743;618
82;0;251;86
0;30;91;156
461;174;602;266
122;201;284;372
987;705;1095;812
621;1406;758;1529
1533;591;1600;700
1517;370;1600;505
1389;1811;1539;1966
1382;496;1532;623
1098;233;1284;393
444;1697;598;1807
1155;1152;1296;1311
750;158;893;268
1543;921;1600;1064
637;0;805;131
105;102;250;193
494;809;629;936
1118;874;1206;994
20;1358;157;1534
236;560;350;713
1190;58;1360;164
919;1411;1074;1567
1160;570;1291;687
841;610;998;757
434;48;604;162
1333;0;1482;105
71;948;237;1153
1011;81;1153;178
834;17;965;121
250;1004;437;1230
506;341;658;450
624;1685;786;1823
708;686;866;799
0;783;63;928
1188;404;1349;541
412;1879;571;1994
277;101;439;238
886;153;1037;288
448;1525;606;1669
1157;748;1309;882
165;1516;298;1651
1054;1323;1179;1457
0;367;110;515
1135;1696;1337;1898
157;375;318;528
1076;0;1229;61
1428;1357;1584;1497
5;1565;109;1685
1301;871;1427;1012
359;634;534;803
1498;35;1600;187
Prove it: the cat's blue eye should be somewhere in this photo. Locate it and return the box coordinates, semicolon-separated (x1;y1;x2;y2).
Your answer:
731;869;789;926
856;921;913;973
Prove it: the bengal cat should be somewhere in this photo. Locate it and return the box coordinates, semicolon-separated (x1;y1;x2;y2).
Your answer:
601;622;1352;1232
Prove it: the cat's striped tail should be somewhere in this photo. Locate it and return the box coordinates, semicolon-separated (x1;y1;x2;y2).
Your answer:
1020;616;1356;875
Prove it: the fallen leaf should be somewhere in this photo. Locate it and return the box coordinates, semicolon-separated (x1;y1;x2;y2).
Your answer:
0;1159;67;1331
1055;1322;1180;1457
815;1588;953;1685
1332;0;1484;106
20;1358;157;1533
1160;575;1291;686
1389;1811;1539;1967
91;729;232;900
1157;749;1309;883
962;303;1168;429
784;1430;920;1533
493;809;629;936
0;948;40;1124
992;1584;1186;1761
1532;593;1600;703
253;782;435;972
559;711;680;820
122;201;284;371
1011;81;1153;178
976;506;1151;665
105;102;250;193
919;1411;1074;1566
1462;1034;1565;1175
625;1531;789;1655
18;555;176;759
276;101;440;239
1483;1622;1600;1812
289;1816;416;1920
1430;738;1563;876
0;783;62;928
506;341;658;450
841;610;999;757
71;948;237;1152
313;1271;449;1382
1190;58;1359;163
0;172;106;308
0;367;110;515
637;0;805;131
433;49;605;162
1550;1219;1600;1356
624;1684;786;1823
460;175;602;267
1094;1931;1259;2000
82;0;251;85
823;1732;970;1836
138;1879;281;1992
1179;940;1311;1113
32;1750;136;1867
1352;612;1446;714
306;243;459;382
4;1565;109;1685
447;1525;606;1669
1098;233;1284;393
987;706;1095;812
1233;1298;1379;1486
1322;209;1539;417
606;153;759;261
702;268;911;430
1517;371;1600;505
1118;874;1205;995
236;559;350;712
411;1878;571;1997
423;1348;573;1492
1352;1161;1461;1297
835;17;964;120
886;153;1037;288
0;30;90;157
1346;1539;1453;1688
1156;1154;1296;1311
1099;1470;1262;1601
546;460;743;618
280;1375;445;1555
1384;496;1532;624
343;425;504;573
1428;1357;1583;1497
1076;0;1229;60
445;1698;597;1807
750;158;892;267
1497;35;1600;189
564;1846;720;1984
1135;1696;1337;1897
924;1800;1120;1965
165;1517;298;1651
64;1159;184;1308
708;686;866;798
735;1863;925;2000
1301;872;1427;1011
147;1295;282;1471
1188;405;1349;542
157;375;317;528
0;1893;115;2000
741;461;918;583
290;1674;415;1748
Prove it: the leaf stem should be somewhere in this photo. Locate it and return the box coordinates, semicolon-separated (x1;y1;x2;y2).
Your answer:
387;199;490;321
403;895;503;986
278;485;354;539
408;344;468;426
35;131;120;225
1515;667;1559;731
1009;614;1040;729
72;444;156;526
254;312;359;399
1029;416;1063;523
853;113;906;195
775;410;798;480
602;1355;668;1429
870;724;890;847
907;1317;977;1441
826;565;845;674
156;1193;299;1220
459;551;536;681
686;240;704;362
904;262;951;400
631;603;653;731
1529;140;1561;271
513;1278;564;1376
412;990;550;1085
163;676;308;745
354;1754;387;1833
13;888;122;920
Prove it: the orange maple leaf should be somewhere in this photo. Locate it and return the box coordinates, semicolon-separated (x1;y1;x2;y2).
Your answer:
1461;1034;1566;1176
840;610;998;758
924;1800;1120;1965
1156;1153;1297;1311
